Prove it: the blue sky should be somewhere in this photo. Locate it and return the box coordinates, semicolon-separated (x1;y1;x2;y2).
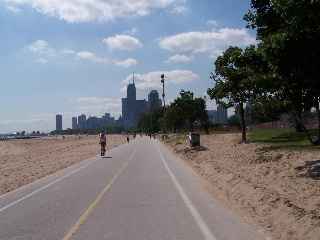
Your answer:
0;0;257;133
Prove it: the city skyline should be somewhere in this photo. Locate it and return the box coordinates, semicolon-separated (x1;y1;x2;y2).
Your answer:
68;80;164;131
58;79;228;131
0;0;256;133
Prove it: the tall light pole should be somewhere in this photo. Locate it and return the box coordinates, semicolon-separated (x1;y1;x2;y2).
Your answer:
161;74;166;135
150;107;153;134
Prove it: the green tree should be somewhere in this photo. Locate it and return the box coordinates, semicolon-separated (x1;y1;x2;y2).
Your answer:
194;97;210;134
171;90;197;132
137;107;164;134
244;0;320;145
208;46;260;141
165;104;186;133
227;115;241;127
170;90;209;133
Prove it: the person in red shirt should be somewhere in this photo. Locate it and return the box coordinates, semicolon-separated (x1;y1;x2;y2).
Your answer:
99;133;106;152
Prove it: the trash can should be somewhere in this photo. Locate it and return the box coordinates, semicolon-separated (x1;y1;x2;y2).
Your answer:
188;132;200;147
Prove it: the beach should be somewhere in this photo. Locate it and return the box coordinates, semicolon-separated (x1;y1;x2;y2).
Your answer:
1;133;319;239
161;133;320;240
0;135;127;195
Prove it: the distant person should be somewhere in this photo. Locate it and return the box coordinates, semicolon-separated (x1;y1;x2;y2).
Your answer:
127;133;130;143
99;133;106;151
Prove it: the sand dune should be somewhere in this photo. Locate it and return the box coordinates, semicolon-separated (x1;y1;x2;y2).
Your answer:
162;133;320;240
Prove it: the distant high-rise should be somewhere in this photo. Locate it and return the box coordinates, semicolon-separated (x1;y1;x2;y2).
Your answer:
56;114;62;131
133;99;148;127
216;105;228;124
207;110;217;123
78;114;86;130
72;117;77;129
122;74;138;128
148;90;161;112
126;75;136;124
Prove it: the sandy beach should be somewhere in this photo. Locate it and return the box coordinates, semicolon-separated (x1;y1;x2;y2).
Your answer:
161;133;320;240
0;135;127;195
1;133;319;239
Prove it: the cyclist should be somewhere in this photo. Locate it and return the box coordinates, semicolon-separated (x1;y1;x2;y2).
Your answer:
126;133;130;143
99;133;106;153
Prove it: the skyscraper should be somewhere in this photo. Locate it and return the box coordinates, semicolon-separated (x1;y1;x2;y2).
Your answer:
78;114;86;130
72;117;77;129
122;74;137;128
216;105;228;124
148;90;161;112
56;114;62;131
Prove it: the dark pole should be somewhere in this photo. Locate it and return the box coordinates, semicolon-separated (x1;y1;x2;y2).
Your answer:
150;107;153;134
161;74;166;135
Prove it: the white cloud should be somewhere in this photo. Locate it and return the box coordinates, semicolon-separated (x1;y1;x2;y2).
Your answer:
167;54;194;62
115;58;138;68
103;35;143;51
123;28;138;36
28;40;55;56
6;0;176;23
6;5;21;12
63;49;75;54
159;28;257;56
75;97;112;103
76;103;122;118
207;20;220;26
121;70;198;93
37;58;48;63
77;51;108;63
0;114;55;133
172;6;190;14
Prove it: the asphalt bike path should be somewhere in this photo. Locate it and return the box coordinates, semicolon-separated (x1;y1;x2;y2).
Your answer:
0;136;266;240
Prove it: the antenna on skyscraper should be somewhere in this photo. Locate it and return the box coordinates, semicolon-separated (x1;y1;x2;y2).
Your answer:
133;71;135;84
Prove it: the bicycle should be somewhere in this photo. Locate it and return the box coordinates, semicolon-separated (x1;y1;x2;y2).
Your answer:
100;142;106;156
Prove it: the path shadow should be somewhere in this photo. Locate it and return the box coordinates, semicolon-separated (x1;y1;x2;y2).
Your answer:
295;159;320;180
102;156;113;159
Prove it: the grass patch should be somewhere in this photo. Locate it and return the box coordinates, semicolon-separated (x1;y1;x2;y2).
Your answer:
253;153;283;163
248;129;320;151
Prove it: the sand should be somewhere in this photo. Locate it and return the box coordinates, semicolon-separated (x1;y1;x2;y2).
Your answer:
0;135;127;195
1;133;319;239
161;133;320;240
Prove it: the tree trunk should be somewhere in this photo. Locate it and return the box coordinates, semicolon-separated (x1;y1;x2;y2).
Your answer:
313;103;320;146
239;102;246;141
294;119;303;132
294;112;316;146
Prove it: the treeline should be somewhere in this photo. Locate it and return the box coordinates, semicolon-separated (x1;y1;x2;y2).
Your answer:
207;0;320;145
138;90;211;135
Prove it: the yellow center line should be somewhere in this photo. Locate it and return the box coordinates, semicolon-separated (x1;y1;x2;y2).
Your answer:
62;141;143;240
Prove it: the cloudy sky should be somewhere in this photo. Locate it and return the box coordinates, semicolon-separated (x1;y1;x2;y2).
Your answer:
0;0;257;133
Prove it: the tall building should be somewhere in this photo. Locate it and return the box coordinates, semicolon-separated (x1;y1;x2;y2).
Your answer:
207;110;217;123
122;74;141;128
72;117;78;129
78;114;86;130
133;99;148;127
56;114;62;131
216;105;228;124
148;90;161;112
86;116;99;129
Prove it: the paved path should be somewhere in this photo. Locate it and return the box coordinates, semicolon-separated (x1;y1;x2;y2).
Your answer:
0;136;266;240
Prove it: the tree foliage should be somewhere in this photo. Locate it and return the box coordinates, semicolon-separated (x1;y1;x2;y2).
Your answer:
244;0;320;145
169;90;210;133
207;46;265;141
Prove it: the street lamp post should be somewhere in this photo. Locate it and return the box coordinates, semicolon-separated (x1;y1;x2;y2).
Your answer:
150;107;153;134
161;74;166;135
